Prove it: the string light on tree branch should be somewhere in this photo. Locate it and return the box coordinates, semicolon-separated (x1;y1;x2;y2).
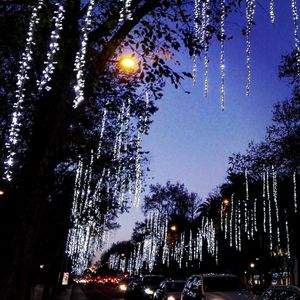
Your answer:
73;0;95;108
36;3;65;92
4;0;44;181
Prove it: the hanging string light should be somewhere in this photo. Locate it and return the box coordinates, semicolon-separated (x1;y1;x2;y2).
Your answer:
291;0;300;67
73;0;95;108
229;194;234;247
193;0;201;84
266;169;273;250
263;170;267;232
36;3;65;92
293;171;297;213
4;0;44;181
272;166;281;246
203;0;210;97
284;210;291;259
245;0;256;96
254;197;258;232
96;108;107;159
245;169;250;239
118;0;133;23
270;0;275;23
220;0;226;110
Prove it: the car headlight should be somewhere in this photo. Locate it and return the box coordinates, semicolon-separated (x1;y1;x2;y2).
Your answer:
167;296;176;300
119;284;127;291
144;288;154;295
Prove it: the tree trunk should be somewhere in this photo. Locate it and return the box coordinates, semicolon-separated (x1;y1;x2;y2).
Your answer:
0;2;80;299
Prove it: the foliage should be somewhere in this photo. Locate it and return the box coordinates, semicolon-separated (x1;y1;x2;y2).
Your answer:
228;50;299;177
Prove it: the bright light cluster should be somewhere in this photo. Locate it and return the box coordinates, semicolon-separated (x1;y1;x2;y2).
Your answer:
36;3;65;92
67;94;151;274
4;0;44;181
73;0;95;108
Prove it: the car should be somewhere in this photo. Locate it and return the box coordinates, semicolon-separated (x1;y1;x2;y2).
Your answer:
259;285;300;300
154;280;186;300
181;273;258;300
125;275;165;299
117;276;136;296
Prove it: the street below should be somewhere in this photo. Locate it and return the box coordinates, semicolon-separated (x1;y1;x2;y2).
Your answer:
73;283;125;300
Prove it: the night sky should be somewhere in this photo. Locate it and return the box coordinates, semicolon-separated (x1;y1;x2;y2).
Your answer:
100;1;298;254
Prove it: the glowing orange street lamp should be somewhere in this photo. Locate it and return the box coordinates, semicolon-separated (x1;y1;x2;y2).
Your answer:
170;225;177;232
0;189;4;196
223;198;230;206
118;56;137;71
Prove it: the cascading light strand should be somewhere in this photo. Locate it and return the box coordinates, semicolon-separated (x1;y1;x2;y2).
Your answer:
203;0;210;97
193;0;201;84
272;166;281;246
37;3;65;92
266;169;273;250
270;0;275;23
4;0;44;182
220;0;226;110
73;0;95;108
293;171;297;213
245;0;255;96
291;0;300;68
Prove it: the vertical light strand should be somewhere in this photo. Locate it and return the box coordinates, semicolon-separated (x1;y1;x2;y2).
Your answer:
266;169;273;250
293;171;298;213
272;166;281;246
220;0;226;110
229;193;234;247
203;0;210;97
4;0;44;181
245;0;255;96
96;108;107;159
254;197;258;232
192;0;201;84
270;0;275;23
284;210;291;259
238;199;242;251
73;0;95;108
245;169;250;239
263;170;267;232
291;0;300;68
36;3;65;92
133;132;141;208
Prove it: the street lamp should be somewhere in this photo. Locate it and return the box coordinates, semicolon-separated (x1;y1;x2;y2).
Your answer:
119;56;136;70
223;198;230;206
170;225;177;232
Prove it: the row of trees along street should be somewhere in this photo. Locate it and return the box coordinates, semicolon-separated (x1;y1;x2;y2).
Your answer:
100;70;299;287
0;1;299;300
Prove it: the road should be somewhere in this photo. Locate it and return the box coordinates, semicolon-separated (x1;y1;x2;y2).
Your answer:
74;283;125;300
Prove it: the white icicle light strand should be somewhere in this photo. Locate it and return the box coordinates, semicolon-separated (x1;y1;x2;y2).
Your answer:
220;0;226;110
73;0;95;108
245;0;255;96
270;0;275;23
4;0;44;181
36;3;65;92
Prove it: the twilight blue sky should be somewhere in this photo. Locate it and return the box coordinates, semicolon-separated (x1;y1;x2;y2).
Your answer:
102;1;298;251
